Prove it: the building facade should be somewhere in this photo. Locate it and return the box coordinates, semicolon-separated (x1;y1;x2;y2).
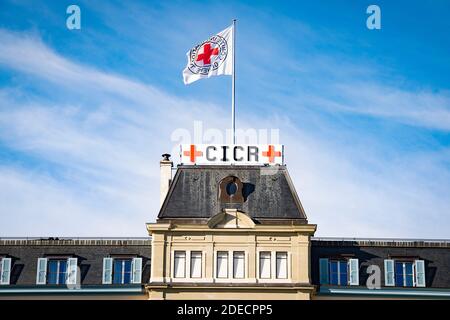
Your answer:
312;238;450;299
147;165;316;299
0;154;449;299
0;238;151;299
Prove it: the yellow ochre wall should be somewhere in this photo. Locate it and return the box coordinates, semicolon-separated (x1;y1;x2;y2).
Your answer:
146;221;316;300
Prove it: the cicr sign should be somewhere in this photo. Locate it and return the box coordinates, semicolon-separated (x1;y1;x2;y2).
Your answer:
180;144;284;165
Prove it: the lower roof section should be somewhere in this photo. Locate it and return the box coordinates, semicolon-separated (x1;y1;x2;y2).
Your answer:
0;284;144;295
312;237;450;248
0;237;152;246
318;285;450;299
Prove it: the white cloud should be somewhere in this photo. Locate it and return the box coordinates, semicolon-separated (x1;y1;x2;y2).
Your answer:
323;83;450;131
0;28;449;239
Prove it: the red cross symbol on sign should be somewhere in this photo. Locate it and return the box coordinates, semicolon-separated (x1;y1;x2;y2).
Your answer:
183;144;203;163
262;145;282;163
196;43;219;65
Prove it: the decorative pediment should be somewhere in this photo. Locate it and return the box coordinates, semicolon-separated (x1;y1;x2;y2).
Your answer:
207;209;255;229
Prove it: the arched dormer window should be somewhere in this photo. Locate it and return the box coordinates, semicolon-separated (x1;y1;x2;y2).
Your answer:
218;176;244;204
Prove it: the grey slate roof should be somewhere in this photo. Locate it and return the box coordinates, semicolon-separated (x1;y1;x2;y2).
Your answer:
0;238;151;286
158;165;308;221
311;238;450;289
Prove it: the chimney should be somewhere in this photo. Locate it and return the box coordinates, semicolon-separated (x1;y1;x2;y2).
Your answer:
160;153;173;206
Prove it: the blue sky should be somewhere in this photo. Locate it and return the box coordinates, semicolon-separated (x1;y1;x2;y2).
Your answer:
0;0;449;237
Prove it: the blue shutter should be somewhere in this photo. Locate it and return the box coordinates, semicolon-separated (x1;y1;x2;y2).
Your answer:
348;259;359;286
0;258;12;285
415;260;425;287
319;258;329;284
132;258;143;284
384;259;395;286
36;258;47;285
102;258;113;284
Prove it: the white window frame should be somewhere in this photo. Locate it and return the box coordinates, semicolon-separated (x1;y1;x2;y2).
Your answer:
415;260;426;287
131;257;143;284
275;252;288;279
348;258;359;286
0;258;12;285
384;259;395;286
259;251;271;279
213;250;248;282
256;250;290;282
190;251;202;278
36;258;47;285
233;251;245;279
102;257;113;284
173;251;186;279
171;250;205;282
66;257;78;285
216;251;229;279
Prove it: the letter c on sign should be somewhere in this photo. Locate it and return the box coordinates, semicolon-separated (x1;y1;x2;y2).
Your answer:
234;146;244;161
206;146;217;161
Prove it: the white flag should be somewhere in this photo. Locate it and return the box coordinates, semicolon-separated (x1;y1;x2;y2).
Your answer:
183;25;233;85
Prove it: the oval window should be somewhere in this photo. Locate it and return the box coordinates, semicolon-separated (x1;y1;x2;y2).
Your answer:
226;182;238;196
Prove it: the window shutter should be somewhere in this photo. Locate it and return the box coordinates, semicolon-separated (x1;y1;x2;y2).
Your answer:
132;258;143;284
102;257;113;284
0;258;12;285
384;259;395;286
348;259;359;285
36;258;47;285
415;260;426;287
319;258;329;284
66;258;78;285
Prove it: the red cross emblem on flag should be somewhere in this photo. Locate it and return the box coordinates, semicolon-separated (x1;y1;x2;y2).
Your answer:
196;43;219;65
262;145;282;163
183;144;203;163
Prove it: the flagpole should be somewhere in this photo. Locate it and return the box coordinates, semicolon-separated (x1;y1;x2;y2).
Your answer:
231;19;236;144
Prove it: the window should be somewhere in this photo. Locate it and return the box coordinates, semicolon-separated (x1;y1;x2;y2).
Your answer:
319;258;359;286
113;259;132;284
233;251;245;279
35;258;77;285
276;252;288;279
216;251;228;278
385;259;425;287
330;260;347;286
102;257;142;284
47;259;67;285
395;261;414;287
259;252;271;279
226;182;238;195
190;252;202;278
174;251;186;278
0;258;12;285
